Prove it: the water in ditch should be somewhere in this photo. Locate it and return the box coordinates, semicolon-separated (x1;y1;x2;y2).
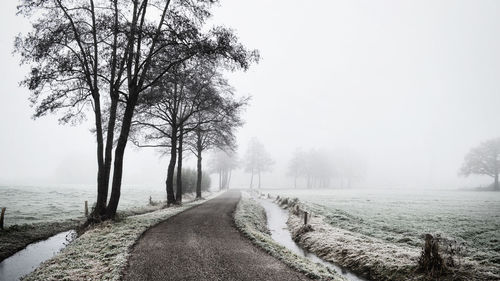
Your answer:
0;230;76;281
257;198;368;281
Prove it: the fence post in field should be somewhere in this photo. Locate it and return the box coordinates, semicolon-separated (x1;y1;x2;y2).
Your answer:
0;207;6;230
304;211;308;225
84;201;88;217
149;196;153;205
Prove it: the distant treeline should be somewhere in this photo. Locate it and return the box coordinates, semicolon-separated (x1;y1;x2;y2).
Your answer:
287;148;366;189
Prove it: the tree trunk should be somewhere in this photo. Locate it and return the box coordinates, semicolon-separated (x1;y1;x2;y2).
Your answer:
92;90;106;219
249;170;254;189
258;171;261;189
219;170;222;191
166;126;178;205
222;169;229;190
221;170;225;190
88;1;106;220
105;90;139;219
175;126;184;203
495;173;499;190
196;154;202;198
93;96;118;220
227;170;232;190
195;131;203;199
92;0;120;221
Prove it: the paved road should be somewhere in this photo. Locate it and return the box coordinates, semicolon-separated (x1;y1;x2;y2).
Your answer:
122;190;310;281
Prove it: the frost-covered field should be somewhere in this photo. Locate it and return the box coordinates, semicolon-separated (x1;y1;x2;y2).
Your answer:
0;184;169;227
269;189;500;278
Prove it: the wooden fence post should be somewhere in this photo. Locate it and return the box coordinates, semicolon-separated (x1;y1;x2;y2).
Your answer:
84;201;88;217
304;211;308;225
0;207;6;230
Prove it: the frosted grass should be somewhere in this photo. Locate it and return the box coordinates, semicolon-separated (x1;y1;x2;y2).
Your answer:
234;193;342;280
0;184;169;227
269;189;500;278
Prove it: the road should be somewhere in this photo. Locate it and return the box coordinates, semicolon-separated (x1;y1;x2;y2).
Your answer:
122;190;310;281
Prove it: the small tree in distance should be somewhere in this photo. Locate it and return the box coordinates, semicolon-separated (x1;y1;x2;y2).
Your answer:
287;149;305;188
460;137;500;190
209;149;239;190
244;138;274;189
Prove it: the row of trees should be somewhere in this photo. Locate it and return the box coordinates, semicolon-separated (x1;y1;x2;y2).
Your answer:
130;58;248;204
287;148;365;189
209;150;238;190
16;0;257;222
208;138;274;189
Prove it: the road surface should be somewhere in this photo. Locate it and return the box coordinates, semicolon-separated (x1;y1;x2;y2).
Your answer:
122;190;310;281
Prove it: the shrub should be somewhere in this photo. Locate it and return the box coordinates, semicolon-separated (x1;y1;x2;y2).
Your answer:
173;167;211;194
418;233;466;277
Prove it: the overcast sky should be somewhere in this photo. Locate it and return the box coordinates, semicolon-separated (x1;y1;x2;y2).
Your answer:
1;0;500;189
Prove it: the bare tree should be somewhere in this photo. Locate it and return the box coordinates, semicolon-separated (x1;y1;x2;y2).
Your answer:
209;149;239;190
244;138;274;189
104;0;256;215
133;59;251;203
189;90;247;197
287;149;305;188
17;0;257;219
460;138;500;190
16;0;127;221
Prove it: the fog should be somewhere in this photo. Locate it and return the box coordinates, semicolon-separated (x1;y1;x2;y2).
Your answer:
1;0;500;190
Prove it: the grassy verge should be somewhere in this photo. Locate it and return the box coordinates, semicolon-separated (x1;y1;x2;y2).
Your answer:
234;193;344;281
276;196;499;281
22;192;220;281
0;192;202;263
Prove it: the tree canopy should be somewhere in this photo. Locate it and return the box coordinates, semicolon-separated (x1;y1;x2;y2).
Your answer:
16;0;258;220
460;137;500;190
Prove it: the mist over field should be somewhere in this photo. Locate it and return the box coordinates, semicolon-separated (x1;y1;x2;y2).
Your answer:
1;0;500;191
1;1;500;281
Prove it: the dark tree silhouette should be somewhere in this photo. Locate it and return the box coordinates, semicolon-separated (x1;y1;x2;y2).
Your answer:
16;0;258;220
15;0;128;221
189;92;247;197
132;59;250;203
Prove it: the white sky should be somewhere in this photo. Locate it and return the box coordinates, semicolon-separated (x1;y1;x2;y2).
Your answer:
1;0;500;189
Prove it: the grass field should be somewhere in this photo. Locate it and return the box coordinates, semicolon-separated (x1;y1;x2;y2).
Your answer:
267;188;500;276
0;184;168;227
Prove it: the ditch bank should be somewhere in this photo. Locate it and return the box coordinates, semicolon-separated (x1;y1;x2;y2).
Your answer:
234;193;342;280
0;230;76;281
273;195;496;281
255;197;366;281
0;219;81;263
